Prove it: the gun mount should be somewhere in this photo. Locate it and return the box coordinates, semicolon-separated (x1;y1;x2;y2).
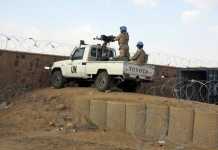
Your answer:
93;35;116;61
94;35;115;47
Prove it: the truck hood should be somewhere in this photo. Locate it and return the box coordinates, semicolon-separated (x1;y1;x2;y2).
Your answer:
52;60;71;68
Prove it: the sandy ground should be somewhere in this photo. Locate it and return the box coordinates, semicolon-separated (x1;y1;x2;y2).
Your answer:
0;87;216;150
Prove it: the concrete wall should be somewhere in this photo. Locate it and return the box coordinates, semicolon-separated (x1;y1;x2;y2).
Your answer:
0;49;66;101
154;65;177;80
0;50;67;88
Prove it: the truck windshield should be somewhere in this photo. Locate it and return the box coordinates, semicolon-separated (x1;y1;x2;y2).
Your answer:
72;48;85;60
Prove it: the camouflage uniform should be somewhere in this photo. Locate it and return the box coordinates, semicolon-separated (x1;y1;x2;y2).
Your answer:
131;48;148;65
114;32;129;60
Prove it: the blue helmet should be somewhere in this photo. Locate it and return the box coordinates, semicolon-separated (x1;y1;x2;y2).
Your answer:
120;26;127;33
136;41;144;49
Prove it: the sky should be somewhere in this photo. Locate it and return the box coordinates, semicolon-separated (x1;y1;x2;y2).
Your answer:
0;0;218;65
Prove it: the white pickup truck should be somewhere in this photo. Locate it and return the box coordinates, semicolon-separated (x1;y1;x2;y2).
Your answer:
46;44;155;91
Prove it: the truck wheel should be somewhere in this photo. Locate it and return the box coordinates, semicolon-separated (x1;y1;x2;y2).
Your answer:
51;70;65;89
95;71;111;91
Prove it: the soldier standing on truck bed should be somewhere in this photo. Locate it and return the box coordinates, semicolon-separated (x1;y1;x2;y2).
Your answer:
114;26;130;61
130;41;148;65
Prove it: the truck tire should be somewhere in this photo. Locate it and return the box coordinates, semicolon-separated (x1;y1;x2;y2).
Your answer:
51;70;65;89
95;71;111;91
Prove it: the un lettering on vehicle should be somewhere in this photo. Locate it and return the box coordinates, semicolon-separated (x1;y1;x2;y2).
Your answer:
71;66;77;73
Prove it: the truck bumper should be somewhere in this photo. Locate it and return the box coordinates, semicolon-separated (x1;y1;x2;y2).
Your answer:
123;73;153;81
44;66;52;76
44;66;51;70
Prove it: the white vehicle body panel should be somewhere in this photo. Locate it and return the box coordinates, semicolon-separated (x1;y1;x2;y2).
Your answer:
86;61;124;75
50;44;155;81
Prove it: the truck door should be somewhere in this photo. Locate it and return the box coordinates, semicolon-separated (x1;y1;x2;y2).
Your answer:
67;47;86;78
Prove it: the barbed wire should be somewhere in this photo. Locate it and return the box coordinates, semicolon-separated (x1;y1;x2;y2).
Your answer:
147;51;218;68
144;78;218;104
0;33;74;56
1;33;218;67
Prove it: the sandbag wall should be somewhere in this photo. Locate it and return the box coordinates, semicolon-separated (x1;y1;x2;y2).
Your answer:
74;99;218;149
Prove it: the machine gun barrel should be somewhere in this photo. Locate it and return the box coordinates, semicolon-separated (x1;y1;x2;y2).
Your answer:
93;37;102;41
93;35;115;44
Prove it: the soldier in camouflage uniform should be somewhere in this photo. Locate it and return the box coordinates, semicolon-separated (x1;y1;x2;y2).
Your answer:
114;26;130;61
130;41;148;65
